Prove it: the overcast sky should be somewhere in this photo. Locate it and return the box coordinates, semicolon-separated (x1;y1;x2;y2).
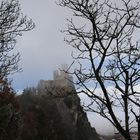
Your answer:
12;0;74;89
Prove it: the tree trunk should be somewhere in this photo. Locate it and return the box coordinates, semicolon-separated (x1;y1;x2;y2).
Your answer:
138;119;140;140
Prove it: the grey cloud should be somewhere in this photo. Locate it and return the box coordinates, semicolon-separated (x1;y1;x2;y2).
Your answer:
12;0;73;89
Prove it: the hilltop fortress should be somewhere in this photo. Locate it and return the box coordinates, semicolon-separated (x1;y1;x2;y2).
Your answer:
37;64;75;95
21;65;100;140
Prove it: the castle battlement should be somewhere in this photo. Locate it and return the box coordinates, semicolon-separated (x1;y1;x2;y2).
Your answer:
53;64;73;81
37;65;75;96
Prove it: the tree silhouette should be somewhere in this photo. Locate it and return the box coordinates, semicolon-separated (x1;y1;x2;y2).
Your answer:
0;0;35;79
0;0;34;139
0;80;21;140
59;0;140;139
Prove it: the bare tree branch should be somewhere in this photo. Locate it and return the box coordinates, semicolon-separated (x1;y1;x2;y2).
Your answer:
59;0;140;139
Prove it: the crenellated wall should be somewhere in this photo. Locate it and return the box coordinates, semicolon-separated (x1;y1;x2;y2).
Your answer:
37;66;74;96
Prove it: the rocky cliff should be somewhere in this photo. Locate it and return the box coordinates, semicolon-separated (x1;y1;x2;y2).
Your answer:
54;91;100;140
19;68;100;140
36;68;100;140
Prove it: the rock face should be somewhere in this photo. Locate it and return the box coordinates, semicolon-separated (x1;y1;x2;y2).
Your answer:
36;66;100;140
19;65;100;140
56;94;100;140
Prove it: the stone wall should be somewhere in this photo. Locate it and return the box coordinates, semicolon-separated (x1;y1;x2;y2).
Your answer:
37;67;74;96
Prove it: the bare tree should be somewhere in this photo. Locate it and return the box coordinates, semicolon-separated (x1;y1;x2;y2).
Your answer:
58;0;140;139
0;0;34;139
0;0;35;79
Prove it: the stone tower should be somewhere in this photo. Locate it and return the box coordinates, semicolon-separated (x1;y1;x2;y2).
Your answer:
38;65;74;95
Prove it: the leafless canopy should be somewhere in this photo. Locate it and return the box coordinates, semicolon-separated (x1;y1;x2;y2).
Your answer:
0;0;35;79
59;0;140;139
